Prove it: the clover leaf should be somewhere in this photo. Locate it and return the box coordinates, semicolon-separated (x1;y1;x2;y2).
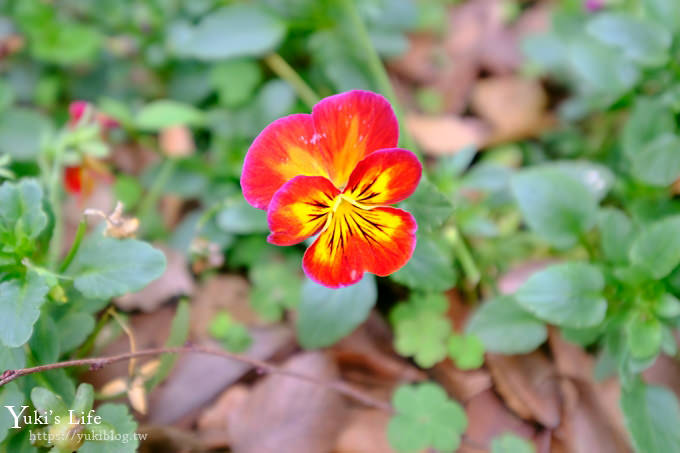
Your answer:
447;333;485;370
391;294;451;368
387;382;467;453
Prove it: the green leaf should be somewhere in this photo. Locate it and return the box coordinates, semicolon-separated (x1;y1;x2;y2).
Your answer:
586;13;671;66
31;387;68;416
113;175;143;210
79;404;139;453
644;0;680;32
56;312;95;353
249;260;302;322
491;433;536;453
172;5;286;61
545;161;614;201
656;293;680;318
0;179;48;239
209;312;252;353
398;179;454;232
511;168;597;249
148;300;190;390
621;380;680;453
391;235;456;291
629;216;680;279
598;208;635;263
623;98;675;158
0;347;25;371
216;200;268;234
466;296;547;354
69;235;167;300
515;262;607;328
447;333;484;370
388;382;467;453
567;39;639;95
392;294;451;367
630;134;680;186
0;272;49;347
29;316;59;364
0;383;23;442
211;59;262;107
71;383;95;415
0;109;53;161
626;313;662;360
29;22;101;65
296;275;377;348
136;100;205;130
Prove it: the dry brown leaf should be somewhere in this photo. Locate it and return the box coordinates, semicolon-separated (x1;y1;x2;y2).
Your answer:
159;125;195;157
431;359;492;403
110;143;159;176
332;321;425;384
406;114;489;156
470;76;553;144
486;351;561;428
643;354;680;401
432;58;479;115
147;326;294;425
191;275;262;338
335;409;395;453
116;245;194;312
197;384;250;449
554;379;632;453
461;389;537;453
548;329;629;444
387;34;439;83
228;352;348;453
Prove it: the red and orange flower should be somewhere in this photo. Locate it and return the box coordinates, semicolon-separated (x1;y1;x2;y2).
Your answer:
241;90;422;288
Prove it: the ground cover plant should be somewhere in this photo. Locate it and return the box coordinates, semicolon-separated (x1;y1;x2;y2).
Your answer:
0;0;679;452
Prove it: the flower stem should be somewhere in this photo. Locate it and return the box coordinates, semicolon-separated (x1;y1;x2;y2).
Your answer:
446;225;481;286
338;0;418;153
59;218;87;273
263;53;321;110
46;139;66;270
137;158;176;234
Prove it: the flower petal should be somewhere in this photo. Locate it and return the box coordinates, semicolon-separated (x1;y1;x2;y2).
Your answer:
241;114;332;210
345;148;422;205
312;90;399;188
302;202;417;288
267;175;340;246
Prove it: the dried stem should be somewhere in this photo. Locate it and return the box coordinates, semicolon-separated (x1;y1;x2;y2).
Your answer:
0;344;393;412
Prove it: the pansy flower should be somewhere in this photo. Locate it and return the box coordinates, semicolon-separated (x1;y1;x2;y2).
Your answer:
241;90;422;288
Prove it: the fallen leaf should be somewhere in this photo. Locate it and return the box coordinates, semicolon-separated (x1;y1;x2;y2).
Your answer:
486;351;561;428
335;409;395;453
228;351;348;453
643;354;680;402
191;275;263;338
470;76;553;145
147;326;294;425
197;384;250;449
387;34;439;83
462;389;537;453
548;329;632;448
553;379;632;453
332;318;426;383
116;245;194;312
406;114;489;156
431;359;492;403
